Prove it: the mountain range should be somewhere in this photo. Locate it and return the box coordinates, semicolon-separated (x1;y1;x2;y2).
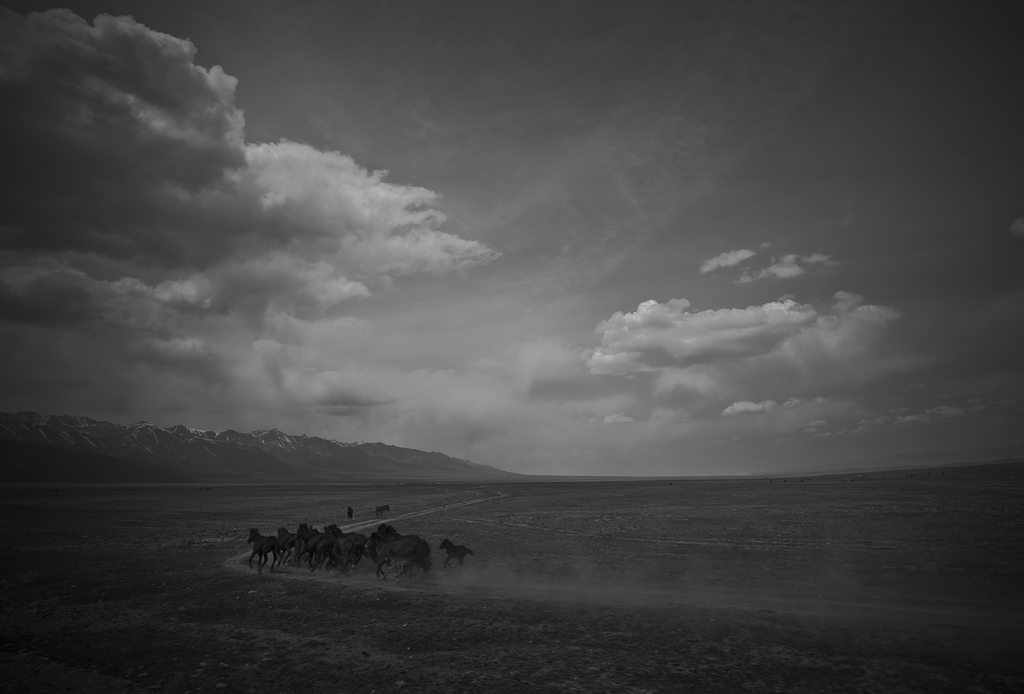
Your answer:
0;411;513;483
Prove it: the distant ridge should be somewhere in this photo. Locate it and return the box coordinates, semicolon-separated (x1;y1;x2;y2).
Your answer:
0;411;514;483
0;438;193;483
766;444;1024;476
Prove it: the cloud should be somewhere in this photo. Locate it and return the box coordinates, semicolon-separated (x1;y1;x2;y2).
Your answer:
1012;217;1024;239
589;291;904;408
0;9;497;279
926;405;965;418
168;253;371;320
587;297;818;375
0;8;503;439
737;253;835;283
699;248;756;273
0;8;246;264
722;399;777;416
603;412;635;424
239;141;500;277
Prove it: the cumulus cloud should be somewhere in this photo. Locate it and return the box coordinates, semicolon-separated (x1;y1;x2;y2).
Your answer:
699;248;756;273
0;7;502;435
239;141;499;276
587;296;818;375
589;291;904;411
1012;217;1024;239
0;9;497;278
737;253;834;283
603;412;635;424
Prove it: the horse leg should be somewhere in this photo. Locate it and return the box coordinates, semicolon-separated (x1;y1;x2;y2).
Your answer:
249;549;257;569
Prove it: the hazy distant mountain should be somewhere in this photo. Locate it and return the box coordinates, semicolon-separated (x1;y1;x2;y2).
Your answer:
0;411;513;482
0;438;193;483
767;445;1024;476
827;445;1024;472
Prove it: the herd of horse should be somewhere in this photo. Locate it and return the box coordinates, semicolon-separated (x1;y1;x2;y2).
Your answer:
245;516;474;583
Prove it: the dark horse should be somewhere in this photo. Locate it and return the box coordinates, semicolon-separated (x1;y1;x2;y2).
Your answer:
247;528;280;574
277;527;298;565
367;524;431;579
439;538;475;570
293;523;321;566
367;536;431;582
311;534;366;573
374;504;390;519
347;506;354;520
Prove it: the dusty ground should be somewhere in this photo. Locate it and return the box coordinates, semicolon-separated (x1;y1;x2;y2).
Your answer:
1;477;1022;693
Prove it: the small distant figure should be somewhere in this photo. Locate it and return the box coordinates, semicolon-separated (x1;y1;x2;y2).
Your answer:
375;504;390;519
439;538;475;570
347;506;354;520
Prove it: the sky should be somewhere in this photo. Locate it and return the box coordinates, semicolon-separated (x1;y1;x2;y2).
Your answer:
1;1;1022;475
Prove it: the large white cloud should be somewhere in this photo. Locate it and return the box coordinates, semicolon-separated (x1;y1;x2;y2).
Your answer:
239;141;499;276
588;292;904;409
587;297;818;375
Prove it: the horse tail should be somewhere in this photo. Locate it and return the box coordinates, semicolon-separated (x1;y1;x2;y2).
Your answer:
466;548;475;556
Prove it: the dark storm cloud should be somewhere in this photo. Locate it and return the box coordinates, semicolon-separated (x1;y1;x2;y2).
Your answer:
0;262;99;325
126;336;229;385
0;8;497;275
0;8;246;266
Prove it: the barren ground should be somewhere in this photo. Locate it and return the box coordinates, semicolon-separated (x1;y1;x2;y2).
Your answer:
1;477;1022;693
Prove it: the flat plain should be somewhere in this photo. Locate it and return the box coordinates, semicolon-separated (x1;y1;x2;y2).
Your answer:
1;473;1022;693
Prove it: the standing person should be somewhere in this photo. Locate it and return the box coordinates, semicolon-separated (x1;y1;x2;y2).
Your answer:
347;506;354;520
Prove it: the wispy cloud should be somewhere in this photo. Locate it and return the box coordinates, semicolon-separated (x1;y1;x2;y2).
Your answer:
699;248;756;273
737;253;835;283
722;400;777;416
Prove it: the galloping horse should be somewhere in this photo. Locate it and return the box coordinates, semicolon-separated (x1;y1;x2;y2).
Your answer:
246;528;280;574
293;523;321;566
439;538;475;570
367;524;431;579
374;504;390;519
276;527;297;565
366;536;431;582
311;534;366;573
